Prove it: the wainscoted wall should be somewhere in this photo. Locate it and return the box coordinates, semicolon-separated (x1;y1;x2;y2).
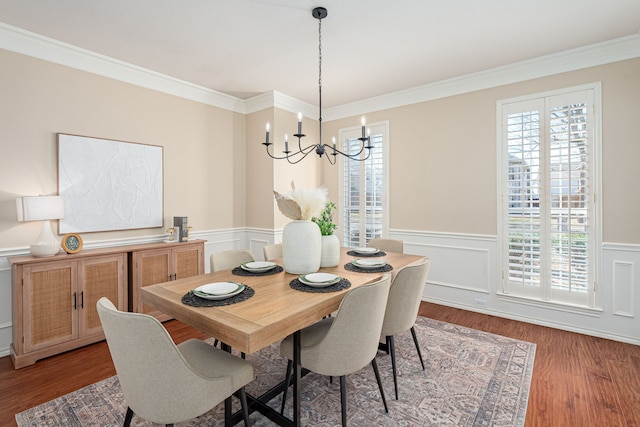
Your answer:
392;230;640;345
1;228;637;360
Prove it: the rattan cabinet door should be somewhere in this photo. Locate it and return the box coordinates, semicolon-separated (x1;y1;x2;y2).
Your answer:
174;243;203;280
77;254;126;337
22;260;78;353
131;248;172;319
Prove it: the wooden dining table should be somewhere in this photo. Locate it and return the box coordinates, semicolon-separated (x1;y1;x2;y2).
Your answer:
141;247;424;426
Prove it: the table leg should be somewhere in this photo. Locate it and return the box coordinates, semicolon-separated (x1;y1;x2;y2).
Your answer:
293;330;301;427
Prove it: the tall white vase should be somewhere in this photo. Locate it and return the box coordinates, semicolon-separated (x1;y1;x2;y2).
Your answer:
282;220;322;274
320;234;340;267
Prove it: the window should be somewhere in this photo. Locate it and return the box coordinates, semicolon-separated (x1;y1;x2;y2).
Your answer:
498;84;600;307
338;121;389;248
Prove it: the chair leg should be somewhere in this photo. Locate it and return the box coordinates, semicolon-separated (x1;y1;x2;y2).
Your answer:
280;360;293;414
166;424;174;427
371;358;389;413
123;406;134;427
238;387;251;426
410;326;426;371
213;339;219;347
339;375;347;427
387;335;399;400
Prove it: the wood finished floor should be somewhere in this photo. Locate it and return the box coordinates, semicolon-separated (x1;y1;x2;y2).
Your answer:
1;302;638;426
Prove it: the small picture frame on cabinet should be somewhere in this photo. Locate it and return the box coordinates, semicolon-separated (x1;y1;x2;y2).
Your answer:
61;233;83;254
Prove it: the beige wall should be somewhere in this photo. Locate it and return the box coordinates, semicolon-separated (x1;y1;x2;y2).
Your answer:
322;58;640;244
2;47;638;250
0;49;246;248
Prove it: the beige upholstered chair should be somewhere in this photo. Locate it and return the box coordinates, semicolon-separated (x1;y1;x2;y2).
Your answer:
279;274;392;426
97;297;253;427
262;243;282;261
210;249;255;272
368;238;404;254
380;258;431;399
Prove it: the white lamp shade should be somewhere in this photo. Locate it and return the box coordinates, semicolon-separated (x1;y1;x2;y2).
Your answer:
16;196;65;222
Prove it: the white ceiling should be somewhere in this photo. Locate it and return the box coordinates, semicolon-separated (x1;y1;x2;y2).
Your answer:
1;0;639;108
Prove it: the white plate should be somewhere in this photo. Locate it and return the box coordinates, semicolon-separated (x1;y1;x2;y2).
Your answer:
299;273;341;287
241;261;277;272
194;282;245;300
352;259;387;270
354;247;379;254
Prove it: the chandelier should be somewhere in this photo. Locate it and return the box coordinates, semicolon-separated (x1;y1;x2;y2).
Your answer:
262;7;373;165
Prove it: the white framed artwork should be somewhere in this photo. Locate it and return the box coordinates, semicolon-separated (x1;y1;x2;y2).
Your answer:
57;133;164;233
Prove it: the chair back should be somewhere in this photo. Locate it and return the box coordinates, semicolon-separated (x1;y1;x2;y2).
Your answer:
210;249;255;272
305;274;392;376
96;297;230;423
381;258;431;336
369;238;404;254
263;243;283;261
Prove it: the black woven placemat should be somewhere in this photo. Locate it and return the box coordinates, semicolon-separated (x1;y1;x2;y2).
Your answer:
181;285;255;307
346;250;387;257
289;277;351;293
344;263;393;273
231;265;284;276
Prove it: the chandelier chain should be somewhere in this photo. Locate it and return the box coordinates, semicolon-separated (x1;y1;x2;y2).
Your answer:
318;17;322;91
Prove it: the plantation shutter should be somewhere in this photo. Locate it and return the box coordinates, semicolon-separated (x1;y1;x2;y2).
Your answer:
501;87;597;307
340;122;387;248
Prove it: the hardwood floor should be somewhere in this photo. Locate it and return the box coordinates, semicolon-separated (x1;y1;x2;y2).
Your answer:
1;302;638;426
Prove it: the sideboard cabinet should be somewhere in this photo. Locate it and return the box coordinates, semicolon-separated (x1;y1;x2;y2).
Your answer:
9;240;204;368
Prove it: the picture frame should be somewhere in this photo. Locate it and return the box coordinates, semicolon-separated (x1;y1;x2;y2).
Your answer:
57;134;164;233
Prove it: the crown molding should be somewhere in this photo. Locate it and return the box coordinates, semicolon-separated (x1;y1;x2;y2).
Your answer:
244;90;318;120
2;21;639;120
324;34;640;121
0;22;246;114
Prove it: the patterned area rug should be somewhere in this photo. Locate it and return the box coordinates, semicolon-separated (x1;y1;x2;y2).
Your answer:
15;317;535;426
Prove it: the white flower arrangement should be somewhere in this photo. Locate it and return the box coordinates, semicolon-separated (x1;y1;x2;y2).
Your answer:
274;182;327;221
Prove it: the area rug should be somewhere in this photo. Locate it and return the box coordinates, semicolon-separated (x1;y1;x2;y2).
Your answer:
15;317;535;426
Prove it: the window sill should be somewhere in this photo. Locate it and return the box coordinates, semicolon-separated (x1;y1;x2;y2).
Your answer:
496;292;603;317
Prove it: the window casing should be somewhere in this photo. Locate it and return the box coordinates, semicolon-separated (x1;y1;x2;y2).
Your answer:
338;121;389;248
498;84;601;308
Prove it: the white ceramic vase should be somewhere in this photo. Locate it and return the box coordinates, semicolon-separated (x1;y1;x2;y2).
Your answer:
320;234;340;267
282;220;322;274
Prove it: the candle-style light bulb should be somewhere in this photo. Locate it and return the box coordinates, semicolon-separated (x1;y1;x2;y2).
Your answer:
285;134;289;153
361;116;366;138
297;112;302;135
265;122;270;144
332;137;336;154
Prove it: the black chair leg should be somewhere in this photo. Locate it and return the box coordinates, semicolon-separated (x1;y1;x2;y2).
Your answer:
280;360;293;414
410;326;425;371
238;387;251;426
123;406;134;427
387;335;399;400
339;375;347;427
213;339;219;347
371;358;389;413
166;424;174;427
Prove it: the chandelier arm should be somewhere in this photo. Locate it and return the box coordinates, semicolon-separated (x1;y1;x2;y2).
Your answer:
321;143;372;161
263;141;317;162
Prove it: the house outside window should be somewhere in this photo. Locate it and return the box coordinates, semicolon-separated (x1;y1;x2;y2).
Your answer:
497;84;601;308
338;121;389;248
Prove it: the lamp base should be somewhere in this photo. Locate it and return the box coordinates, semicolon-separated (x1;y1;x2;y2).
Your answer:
30;243;61;257
29;220;61;257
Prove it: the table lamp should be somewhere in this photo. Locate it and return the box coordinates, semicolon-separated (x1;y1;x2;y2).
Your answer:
16;195;65;257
